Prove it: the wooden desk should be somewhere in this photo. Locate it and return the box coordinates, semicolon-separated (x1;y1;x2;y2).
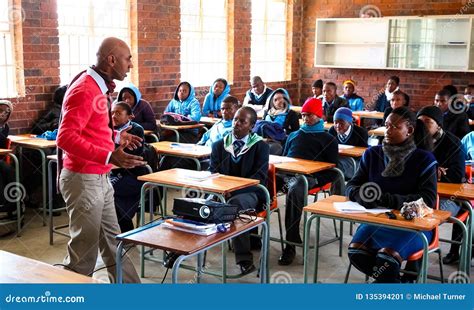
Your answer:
352;111;384;120
199;116;219;126
438;182;474;274
116;217;268;283
368;126;386;137
135;168;270;281
0;250;101;283
157;121;205;143
338;145;367;158
150;141;211;170
303;195;453;283
9;136;57;226
0;149;22;235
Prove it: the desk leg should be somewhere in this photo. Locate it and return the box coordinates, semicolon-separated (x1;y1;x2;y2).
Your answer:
303;214;317;283
416;231;429;283
221;243;227;283
461;200;473;275
116;241;124;284
36;149;47;226
449;216;468;276
171;256;187;283
171;129;180;143
260;221;269;283
192;158;201;171
7;153;21;236
48;159;54;245
196;253;203;283
312;217;321;283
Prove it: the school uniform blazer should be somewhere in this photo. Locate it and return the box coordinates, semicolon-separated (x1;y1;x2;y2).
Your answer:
210;139;269;202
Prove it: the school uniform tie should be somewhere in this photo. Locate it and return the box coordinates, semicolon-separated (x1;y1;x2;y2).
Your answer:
340;133;347;141
233;140;245;156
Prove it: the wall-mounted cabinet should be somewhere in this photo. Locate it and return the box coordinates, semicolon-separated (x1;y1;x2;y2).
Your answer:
314;15;474;72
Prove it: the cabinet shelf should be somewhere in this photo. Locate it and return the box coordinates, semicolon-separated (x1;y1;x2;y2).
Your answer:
314;15;474;72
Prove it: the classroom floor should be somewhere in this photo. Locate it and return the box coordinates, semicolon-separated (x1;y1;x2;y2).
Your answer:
0;190;471;284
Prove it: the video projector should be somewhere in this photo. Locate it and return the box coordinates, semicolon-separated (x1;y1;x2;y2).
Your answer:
172;198;239;224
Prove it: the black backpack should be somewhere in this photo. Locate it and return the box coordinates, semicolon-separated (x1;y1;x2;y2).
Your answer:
142;142;159;172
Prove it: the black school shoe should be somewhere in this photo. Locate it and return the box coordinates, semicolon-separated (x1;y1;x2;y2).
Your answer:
278;245;296;266
442;252;460;265
238;261;256;276
163;251;181;269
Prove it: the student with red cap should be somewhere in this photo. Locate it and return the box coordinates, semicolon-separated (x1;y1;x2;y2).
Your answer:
276;97;345;265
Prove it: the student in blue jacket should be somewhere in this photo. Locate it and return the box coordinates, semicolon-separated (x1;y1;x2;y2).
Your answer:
202;78;231;117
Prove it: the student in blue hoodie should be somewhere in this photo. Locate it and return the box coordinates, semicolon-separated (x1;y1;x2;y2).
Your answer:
164;81;201;122
117;83;157;131
161;81;201;144
202;78;231;117
197;95;239;147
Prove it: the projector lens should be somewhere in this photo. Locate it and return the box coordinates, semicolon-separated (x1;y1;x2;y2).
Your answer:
199;206;210;218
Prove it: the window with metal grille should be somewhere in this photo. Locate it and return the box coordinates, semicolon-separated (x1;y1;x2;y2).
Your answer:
0;1;23;97
251;0;288;82
57;0;131;85
180;0;228;87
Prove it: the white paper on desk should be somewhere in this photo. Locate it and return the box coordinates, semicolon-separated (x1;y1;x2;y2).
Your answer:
170;143;196;150
334;201;389;214
338;145;355;150
183;170;219;181
269;155;297;164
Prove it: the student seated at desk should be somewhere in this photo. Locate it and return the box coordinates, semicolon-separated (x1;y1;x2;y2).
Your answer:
258;88;300;155
31;85;67;135
210;107;269;275
434;88;470;140
340;79;364;112
416;106;465;267
346;106;437;283
373;76;408;113
110;102;148;233
322;82;349;123
0;100;17;219
461;131;474;160
310;79;323;100
382;90;409;124
202;78;231;118
464;84;474;120
328;107;368;180
117;83;157;131
197;96;239;147
162;81;201;143
277;98;344;266
242;76;273;114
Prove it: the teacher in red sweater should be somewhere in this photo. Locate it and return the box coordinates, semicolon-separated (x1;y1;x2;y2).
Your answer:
57;37;145;283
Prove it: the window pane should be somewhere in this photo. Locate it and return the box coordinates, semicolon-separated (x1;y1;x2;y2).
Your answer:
57;0;131;85
251;0;288;82
180;0;228;86
0;1;18;97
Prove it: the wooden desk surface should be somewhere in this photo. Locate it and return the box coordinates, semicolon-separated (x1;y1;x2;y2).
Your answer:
304;195;450;231
10;137;57;149
353;111;384;120
118;217;264;255
157;120;205;130
438;182;474;200
271;156;336;174
0;148;12;155
150;141;211;158
368;126;386;137
137;168;259;195
8;134;34;142
0;250;101;283
338;146;367;157
200;116;219;125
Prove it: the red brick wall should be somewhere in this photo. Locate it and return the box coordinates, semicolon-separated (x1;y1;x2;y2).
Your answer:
301;0;474;111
